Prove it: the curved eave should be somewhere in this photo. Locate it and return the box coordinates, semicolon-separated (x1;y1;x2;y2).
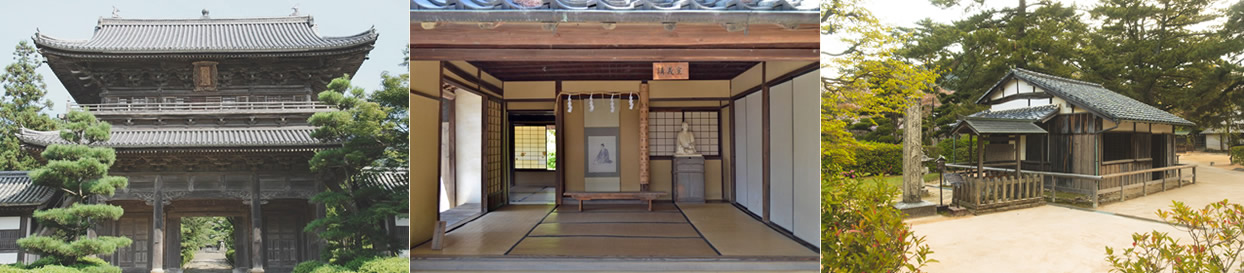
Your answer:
32;29;378;55
410;10;818;24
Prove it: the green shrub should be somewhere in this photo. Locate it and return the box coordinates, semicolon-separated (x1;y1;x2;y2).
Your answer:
1230;146;1244;165
343;255;380;270
74;265;120;273
842;141;903;176
357;257;407;273
31;266;80;273
309;265;355;273
294;261;326;273
822;175;935;272
1106;200;1244;272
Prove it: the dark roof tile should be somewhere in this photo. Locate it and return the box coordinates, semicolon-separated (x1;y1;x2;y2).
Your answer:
18;126;334;148
967;104;1059;121
0;172;56;207
980;68;1194;126
35;16;377;53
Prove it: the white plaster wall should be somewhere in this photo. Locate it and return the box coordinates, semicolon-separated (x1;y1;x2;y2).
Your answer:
0;253;15;264
791;71;821;244
395;216;409;227
769;80;794;230
455;91;483;206
1208;134;1224;151
0;216;19;230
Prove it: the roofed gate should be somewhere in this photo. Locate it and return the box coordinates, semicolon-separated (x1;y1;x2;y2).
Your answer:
25;14;378;273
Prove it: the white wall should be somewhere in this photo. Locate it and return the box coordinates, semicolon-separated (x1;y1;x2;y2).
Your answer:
0;216;18;264
989;78;1052;111
790;71;821;244
455;91;483;206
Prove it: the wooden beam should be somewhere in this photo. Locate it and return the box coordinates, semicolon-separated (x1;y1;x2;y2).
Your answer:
412;48;819;62
411;22;818;49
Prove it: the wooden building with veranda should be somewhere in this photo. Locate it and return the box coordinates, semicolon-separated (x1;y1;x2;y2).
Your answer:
410;0;822;271
12;13;408;273
949;68;1198;211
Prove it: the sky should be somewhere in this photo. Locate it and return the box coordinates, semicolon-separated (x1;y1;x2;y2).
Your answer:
0;0;408;114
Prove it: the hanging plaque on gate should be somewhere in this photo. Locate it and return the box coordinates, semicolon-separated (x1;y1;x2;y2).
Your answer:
653;62;689;80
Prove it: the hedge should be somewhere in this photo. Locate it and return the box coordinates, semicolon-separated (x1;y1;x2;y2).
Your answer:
357;257;407;273
842;141;903;176
293;256;408;273
1231;146;1244;165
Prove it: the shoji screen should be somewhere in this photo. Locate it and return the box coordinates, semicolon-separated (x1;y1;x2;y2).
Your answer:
768;70;820;244
734;91;765;216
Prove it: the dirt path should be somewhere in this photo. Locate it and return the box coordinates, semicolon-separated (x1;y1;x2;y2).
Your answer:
184;249;232;273
909;152;1244;272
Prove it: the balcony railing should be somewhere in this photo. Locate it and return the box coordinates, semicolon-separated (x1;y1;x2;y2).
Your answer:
70;101;336;114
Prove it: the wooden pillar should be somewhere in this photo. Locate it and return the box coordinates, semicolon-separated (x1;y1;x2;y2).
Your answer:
150;175;166;273
249;175;265;273
1015;135;1022;176
760;63;770;223
977;134;985;177
554;81;564;205
639;83;650;191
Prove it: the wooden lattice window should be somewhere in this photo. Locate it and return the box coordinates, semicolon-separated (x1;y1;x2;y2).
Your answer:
648;111;719;156
0;230;20;251
486;99;505;209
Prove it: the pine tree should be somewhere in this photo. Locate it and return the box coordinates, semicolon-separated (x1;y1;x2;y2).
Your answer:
0;40;58;170
17;111;131;266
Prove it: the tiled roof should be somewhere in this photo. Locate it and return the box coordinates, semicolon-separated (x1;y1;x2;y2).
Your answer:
359;168;409;191
412;0;817;11
967;104;1059;121
18;126;335;149
956;119;1048;134
980;68;1194;126
0;172;56;207
35;16;377;54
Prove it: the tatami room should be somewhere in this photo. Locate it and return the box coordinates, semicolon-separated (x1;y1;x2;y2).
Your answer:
410;60;820;271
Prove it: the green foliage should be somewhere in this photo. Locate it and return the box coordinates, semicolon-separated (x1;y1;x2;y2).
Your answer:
822;175;935;272
180;217;232;266
1106;200;1244;273
309;265;355;273
841;141;903;176
930;136;975;163
0;257;119;273
821;0;939;176
1231;146;1244;166
294;261;327;273
343;255;380;270
19;111;130;266
357;257;408;273
306;74;409;263
0;40;58;171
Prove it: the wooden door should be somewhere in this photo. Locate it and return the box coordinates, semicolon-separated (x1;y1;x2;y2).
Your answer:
113;216;150;273
263;214;301;271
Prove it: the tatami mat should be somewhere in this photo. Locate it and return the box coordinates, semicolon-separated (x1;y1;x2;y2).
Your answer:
529;222;701;237
554;202;681;213
543;212;688;223
679;203;817;257
508;237;718;256
412;205;553;256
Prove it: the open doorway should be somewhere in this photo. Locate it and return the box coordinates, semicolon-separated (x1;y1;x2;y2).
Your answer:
510;112;557;204
439;86;486;228
180;216;234;273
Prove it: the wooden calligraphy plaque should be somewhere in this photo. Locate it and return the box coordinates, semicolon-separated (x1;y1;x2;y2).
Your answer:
652;62;689;80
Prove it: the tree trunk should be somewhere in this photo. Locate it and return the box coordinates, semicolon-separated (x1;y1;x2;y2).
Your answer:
903;95;924;203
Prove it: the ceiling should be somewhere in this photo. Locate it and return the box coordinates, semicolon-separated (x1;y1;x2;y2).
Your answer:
470;61;758;81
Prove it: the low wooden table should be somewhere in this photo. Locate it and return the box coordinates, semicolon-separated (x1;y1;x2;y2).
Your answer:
563;191;668;212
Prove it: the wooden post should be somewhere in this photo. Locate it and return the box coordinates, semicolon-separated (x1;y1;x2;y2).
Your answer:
1015;135;1022;177
977;134;985;178
150;178;165;273
249;176;265;273
431;221;446;250
1192;167;1197;184
639;83;650;191
1178;169;1182;187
